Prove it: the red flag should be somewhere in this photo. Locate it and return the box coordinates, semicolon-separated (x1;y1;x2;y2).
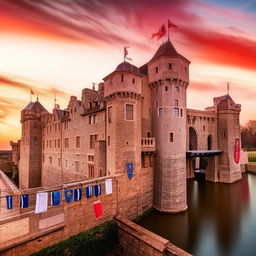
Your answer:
124;47;132;61
93;201;103;219
151;24;166;40
168;20;178;28
31;89;35;95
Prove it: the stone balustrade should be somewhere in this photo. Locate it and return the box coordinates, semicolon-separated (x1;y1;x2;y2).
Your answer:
141;137;156;152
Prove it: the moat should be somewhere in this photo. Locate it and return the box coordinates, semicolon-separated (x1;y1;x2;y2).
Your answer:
140;173;256;256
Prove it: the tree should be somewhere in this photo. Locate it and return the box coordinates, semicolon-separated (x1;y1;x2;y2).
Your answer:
241;120;256;150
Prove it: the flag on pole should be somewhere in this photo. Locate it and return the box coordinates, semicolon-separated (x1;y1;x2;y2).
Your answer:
31;89;35;95
105;179;112;195
35;193;48;214
64;190;73;203
151;24;166;40
93;200;103;219
51;191;61;206
21;194;29;208
86;186;93;198
124;47;132;61
168;19;178;28
6;195;13;210
94;185;101;197
74;188;82;201
54;104;60;109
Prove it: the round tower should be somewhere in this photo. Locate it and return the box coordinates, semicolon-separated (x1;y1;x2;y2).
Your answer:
103;62;143;178
148;40;190;213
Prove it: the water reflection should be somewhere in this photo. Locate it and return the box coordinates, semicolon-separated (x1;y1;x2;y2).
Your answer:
140;174;255;256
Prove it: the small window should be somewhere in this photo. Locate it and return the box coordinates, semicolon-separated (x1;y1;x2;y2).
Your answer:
132;78;135;84
108;136;110;146
175;99;179;106
180;109;183;117
108;106;112;123
175;86;179;93
33;136;38;145
121;74;124;82
173;108;179;117
155;67;158;73
76;136;80;148
89;116;92;124
169;133;174;142
168;63;172;69
126;104;134;121
58;139;60;148
89;134;97;149
88;164;95;178
64;138;69;148
203;125;206;131
75;161;80;173
49;140;52;148
165;86;168;91
158;108;163;117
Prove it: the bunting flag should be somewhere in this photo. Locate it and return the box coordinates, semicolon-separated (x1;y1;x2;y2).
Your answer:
168;19;178;28
93;200;103;219
21;194;29;208
64;190;73;203
51;191;61;206
74;188;82;201
151;24;166;40
105;179;113;195
86;186;93;198
35;192;48;214
94;185;101;197
6;195;13;210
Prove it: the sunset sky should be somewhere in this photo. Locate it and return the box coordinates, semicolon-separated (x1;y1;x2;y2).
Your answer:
0;0;255;149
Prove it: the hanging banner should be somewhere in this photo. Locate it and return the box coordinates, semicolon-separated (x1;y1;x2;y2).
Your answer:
234;138;240;164
93;200;103;219
127;162;134;180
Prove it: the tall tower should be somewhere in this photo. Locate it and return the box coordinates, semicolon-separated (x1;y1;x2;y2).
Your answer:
19;101;49;189
148;40;190;213
215;95;242;182
103;62;143;178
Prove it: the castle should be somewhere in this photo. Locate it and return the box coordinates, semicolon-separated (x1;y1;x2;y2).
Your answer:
14;39;244;214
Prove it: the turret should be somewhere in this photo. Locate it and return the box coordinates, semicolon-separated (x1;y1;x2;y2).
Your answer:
215;95;242;182
103;61;143;178
19;101;49;189
148;40;190;213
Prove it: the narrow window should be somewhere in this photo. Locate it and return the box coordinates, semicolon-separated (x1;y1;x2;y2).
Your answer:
76;136;80;148
175;99;179;106
58;139;60;148
158;108;163;117
203;125;206;131
175;86;179;93
165;86;168;91
180;109;183;117
108;136;110;146
169;133;174;142
89;116;92;124
155;67;158;73
64;138;69;148
121;74;124;82
126;104;134;120
132;78;135;84
75;161;80;173
108;106;112;122
173;108;179;117
49;140;52;148
168;63;172;69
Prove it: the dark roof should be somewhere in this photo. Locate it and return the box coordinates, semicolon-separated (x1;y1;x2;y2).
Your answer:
216;95;235;110
115;61;140;74
151;40;178;61
23;101;49;113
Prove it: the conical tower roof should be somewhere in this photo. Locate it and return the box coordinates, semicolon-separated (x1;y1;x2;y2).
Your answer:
23;101;49;113
151;40;178;61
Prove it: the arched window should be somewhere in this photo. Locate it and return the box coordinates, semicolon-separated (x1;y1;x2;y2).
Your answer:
208;135;212;150
189;127;197;150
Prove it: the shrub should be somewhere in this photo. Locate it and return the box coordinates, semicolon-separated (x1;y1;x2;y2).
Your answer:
31;221;118;256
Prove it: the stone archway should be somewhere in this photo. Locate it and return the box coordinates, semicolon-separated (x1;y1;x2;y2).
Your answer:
189;127;198;150
207;135;212;150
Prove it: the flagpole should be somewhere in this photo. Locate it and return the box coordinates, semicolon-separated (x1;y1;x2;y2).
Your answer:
30;90;32;102
167;20;170;41
227;82;230;95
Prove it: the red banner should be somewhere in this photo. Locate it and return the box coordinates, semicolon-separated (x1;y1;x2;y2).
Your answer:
93;200;103;219
234;138;240;164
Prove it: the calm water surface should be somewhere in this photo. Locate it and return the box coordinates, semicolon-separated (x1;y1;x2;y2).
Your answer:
139;173;256;256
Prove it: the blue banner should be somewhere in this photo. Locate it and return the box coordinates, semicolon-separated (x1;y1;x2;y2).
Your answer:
86;186;93;198
21;194;29;208
6;195;13;210
51;191;61;206
94;185;101;197
74;188;82;201
64;190;73;203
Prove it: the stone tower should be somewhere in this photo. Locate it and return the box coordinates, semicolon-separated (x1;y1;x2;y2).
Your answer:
215;95;242;182
148;40;190;213
103;62;143;177
19;101;49;189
